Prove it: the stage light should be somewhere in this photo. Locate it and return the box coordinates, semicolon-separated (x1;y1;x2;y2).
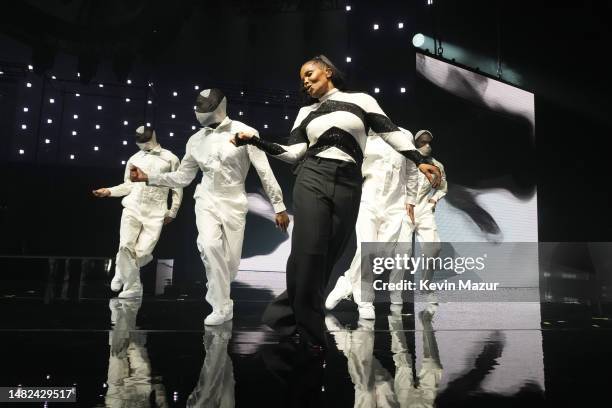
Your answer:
284;115;289;120
45;139;50;144
70;154;75;160
346;5;351;11
239;111;243;116
49;98;54;103
193;106;196;110
285;94;290;98
147;100;152;104
47;119;52;124
191;125;196;130
94;146;99;151
95;124;100;129
97;105;102;110
374;87;380;93
146;122;151;127
23;107;28;112
0;70;3;75
373;23;379;30
21;124;27;129
398;22;404;29
121;160;126;165
171;114;176;119
28;64;33;70
240;91;244;96
77;72;80;77
126;79;132;84
412;33;425;47
125;98;131;102
346;56;352;62
427;0;433;5
19;149;25;155
73;114;78;119
26;82;32;88
264;124;268;129
51;75;56;79
123;140;127;145
75;93;80;97
400;87;406;93
72;130;77;135
265;101;269;104
123;121;128;125
172;91;178;96
169;132;174;137
194;85;199;90
98;83;104;88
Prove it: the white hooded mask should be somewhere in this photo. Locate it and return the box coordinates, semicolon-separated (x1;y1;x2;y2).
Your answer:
414;129;433;156
195;88;227;127
135;126;159;151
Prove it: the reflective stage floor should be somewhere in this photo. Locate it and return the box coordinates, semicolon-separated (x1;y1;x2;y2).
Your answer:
1;257;612;407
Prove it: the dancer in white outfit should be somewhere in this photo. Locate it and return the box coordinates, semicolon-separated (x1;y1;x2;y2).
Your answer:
325;129;419;319
93;126;182;298
130;89;289;325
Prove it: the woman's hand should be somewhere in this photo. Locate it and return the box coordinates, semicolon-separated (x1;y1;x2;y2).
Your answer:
418;163;441;188
230;132;255;146
130;166;149;182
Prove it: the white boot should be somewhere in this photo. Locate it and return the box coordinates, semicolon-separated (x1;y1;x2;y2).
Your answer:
205;301;233;326
325;276;353;310
358;303;375;320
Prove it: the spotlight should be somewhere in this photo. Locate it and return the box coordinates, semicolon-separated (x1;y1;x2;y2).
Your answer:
346;56;352;62
94;146;99;151
51;75;56;79
77;72;80;77
146;122;151;127
125;98;131;102
240;91;244;96
95;124;100;129
123;140;127;145
23;107;29;112
45;139;50;144
98;83;104;88
70;154;75;160
373;23;379;30
49;98;54;103
193;106;196;110
126;79;132;84
47;119;52;124
284;115;289;120
412;33;425;47
97;105;102;110
239;111;243;116
21;124;27;129
398;22;404;29
75;93;80;97
194;85;199;90
121;160;126;165
19;149;25;155
374;87;380;93
123;121;128;125
264;124;268;129
400;87;406;93
73;114;78;119
147;100;152;104
72;130;77;135
191;125;196;130
171;114;176;119
169;132;174;136
172;91;178;96
346;5;351;11
26;82;32;88
28;65;33;70
427;0;434;5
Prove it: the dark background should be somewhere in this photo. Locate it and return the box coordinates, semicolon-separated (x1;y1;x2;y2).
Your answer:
1;0;611;260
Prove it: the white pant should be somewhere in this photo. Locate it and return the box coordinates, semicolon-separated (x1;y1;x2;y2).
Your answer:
410;201;442;283
194;187;247;313
114;207;164;292
344;203;413;304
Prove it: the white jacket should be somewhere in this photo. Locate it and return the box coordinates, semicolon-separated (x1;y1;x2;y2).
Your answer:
108;145;183;218
361;134;419;208
148;117;286;213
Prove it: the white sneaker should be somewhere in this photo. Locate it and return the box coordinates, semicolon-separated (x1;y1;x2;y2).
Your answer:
118;287;142;299
204;309;233;326
325;276;352;310
110;277;123;292
358;303;375;320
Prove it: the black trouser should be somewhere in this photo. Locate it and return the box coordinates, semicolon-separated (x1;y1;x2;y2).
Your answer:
263;156;362;345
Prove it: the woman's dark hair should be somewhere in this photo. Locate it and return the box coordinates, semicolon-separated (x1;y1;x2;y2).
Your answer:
299;54;347;104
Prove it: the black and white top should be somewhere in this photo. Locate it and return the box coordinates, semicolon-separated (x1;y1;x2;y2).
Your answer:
244;88;429;167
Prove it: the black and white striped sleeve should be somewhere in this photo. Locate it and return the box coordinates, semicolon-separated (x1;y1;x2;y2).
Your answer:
237;109;308;164
359;93;431;166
